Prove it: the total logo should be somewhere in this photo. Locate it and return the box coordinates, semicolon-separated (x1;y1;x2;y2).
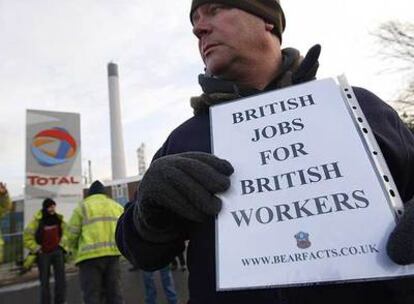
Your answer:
31;127;77;167
27;175;80;186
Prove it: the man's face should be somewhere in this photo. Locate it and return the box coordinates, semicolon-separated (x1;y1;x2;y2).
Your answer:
47;204;56;215
192;4;271;78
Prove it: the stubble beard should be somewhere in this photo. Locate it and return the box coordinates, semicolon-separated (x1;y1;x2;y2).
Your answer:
205;50;242;81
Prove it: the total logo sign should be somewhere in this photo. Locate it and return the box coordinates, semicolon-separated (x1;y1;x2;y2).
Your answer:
27;175;80;186
28;127;80;187
31;127;77;167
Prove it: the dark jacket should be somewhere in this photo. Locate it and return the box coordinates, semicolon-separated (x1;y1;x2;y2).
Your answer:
116;60;414;303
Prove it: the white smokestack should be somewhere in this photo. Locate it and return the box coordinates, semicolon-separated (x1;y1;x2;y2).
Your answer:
107;62;127;180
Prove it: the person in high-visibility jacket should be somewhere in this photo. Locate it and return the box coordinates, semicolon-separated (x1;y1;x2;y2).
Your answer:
66;180;124;304
23;198;67;304
0;182;12;264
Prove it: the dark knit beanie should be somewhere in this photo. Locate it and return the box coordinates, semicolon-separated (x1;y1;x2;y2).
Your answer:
87;180;106;197
190;0;286;42
42;198;56;210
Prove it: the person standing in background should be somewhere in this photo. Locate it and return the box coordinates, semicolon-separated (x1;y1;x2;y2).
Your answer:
66;180;124;304
142;266;178;304
24;198;67;304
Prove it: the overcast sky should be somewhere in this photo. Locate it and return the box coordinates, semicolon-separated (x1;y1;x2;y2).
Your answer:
0;0;412;196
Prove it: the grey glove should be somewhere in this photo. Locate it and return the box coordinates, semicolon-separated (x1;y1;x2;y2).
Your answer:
387;197;414;265
133;152;234;243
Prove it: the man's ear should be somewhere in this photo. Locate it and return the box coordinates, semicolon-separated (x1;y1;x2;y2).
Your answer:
265;22;274;32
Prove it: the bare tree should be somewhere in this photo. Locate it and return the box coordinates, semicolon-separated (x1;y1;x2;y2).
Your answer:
375;21;414;68
374;21;414;132
401;111;414;132
394;81;414;104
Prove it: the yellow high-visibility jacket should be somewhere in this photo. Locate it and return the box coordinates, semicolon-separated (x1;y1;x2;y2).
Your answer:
66;194;123;264
23;210;67;253
0;192;12;263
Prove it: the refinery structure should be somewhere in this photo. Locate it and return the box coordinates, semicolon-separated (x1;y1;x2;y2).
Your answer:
1;62;145;269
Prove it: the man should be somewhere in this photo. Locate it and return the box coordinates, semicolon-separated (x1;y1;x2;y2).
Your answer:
0;182;12;264
24;198;67;304
66;180;124;304
116;1;414;303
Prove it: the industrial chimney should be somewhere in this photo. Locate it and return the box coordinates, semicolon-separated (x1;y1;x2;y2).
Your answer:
107;62;127;180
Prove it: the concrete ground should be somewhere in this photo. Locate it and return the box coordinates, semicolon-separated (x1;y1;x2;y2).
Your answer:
0;260;189;304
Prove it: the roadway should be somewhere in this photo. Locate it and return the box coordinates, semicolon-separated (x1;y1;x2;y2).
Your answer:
0;261;189;304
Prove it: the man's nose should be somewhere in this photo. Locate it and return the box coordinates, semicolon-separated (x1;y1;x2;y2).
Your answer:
192;15;211;39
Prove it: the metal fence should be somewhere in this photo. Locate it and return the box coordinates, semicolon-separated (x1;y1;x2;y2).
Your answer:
2;232;23;264
0;199;24;284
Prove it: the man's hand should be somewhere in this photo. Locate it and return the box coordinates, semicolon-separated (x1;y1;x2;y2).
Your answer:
134;152;234;242
387;197;414;265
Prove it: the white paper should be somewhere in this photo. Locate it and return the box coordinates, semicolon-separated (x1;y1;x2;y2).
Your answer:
210;78;414;290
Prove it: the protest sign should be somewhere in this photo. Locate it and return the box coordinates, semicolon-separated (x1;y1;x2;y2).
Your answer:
210;77;412;290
